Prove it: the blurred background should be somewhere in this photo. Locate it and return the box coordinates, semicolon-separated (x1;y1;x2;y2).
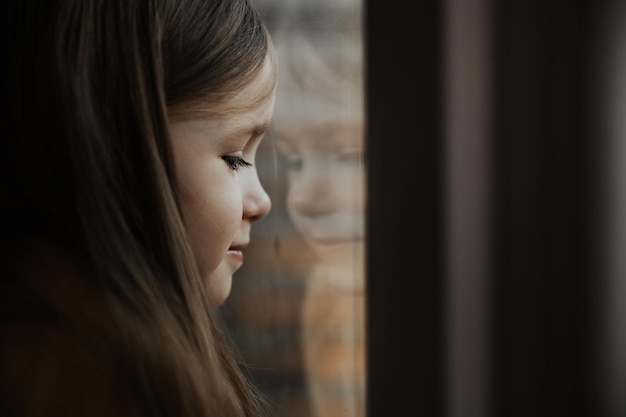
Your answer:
221;0;626;416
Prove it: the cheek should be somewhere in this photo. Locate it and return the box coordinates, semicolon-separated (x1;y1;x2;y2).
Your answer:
178;165;242;276
285;165;361;212
350;167;367;212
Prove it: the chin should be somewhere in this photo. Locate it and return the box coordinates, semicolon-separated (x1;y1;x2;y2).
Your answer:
310;238;364;264
206;266;233;307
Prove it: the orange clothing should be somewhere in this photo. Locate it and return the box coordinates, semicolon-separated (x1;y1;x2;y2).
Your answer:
302;260;366;417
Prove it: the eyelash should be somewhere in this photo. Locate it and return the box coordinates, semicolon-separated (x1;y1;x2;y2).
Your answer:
222;155;253;171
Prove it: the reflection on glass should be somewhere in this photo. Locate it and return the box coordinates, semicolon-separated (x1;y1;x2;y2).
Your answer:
223;1;365;417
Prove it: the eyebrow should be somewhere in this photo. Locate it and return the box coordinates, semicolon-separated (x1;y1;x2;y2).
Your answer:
214;121;271;149
271;124;363;151
249;122;270;138
231;121;270;142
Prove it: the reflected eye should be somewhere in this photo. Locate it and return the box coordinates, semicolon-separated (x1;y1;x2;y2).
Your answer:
283;155;303;172
337;150;364;165
222;155;253;171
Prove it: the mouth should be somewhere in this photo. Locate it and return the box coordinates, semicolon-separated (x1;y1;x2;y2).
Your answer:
226;242;248;263
310;236;361;247
308;237;363;256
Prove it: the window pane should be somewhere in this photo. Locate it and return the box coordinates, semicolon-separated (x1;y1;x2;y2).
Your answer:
222;1;366;417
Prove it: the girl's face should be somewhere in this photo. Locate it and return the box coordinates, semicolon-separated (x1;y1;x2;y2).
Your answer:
274;122;365;265
272;34;365;267
169;54;275;306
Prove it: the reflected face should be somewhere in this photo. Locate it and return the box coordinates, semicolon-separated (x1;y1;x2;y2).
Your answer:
272;31;364;265
275;123;365;263
170;54;275;306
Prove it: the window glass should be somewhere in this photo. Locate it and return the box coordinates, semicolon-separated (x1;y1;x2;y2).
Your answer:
222;1;365;416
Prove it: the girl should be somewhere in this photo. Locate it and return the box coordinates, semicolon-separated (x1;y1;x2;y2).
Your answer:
0;1;275;416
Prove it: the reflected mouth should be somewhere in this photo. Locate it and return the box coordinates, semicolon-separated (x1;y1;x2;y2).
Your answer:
310;237;361;246
308;237;363;255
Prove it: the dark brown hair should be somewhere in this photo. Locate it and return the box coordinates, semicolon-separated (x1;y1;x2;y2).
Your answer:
0;0;273;415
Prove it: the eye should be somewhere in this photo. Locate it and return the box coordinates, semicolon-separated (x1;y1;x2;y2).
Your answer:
222;155;253;171
282;154;303;172
337;149;364;165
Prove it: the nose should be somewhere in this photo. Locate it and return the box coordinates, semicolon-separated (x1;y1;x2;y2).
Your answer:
288;163;338;218
242;169;271;222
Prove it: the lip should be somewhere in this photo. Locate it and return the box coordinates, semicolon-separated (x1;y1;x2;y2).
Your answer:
308;237;362;255
310;237;361;246
226;242;248;263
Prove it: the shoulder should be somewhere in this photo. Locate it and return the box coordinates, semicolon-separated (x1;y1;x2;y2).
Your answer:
0;238;143;417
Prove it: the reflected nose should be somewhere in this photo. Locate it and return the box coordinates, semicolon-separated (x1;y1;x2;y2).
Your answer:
288;166;338;218
243;170;271;222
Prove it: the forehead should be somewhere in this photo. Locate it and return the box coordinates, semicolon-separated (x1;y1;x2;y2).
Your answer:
274;88;361;129
272;33;362;134
223;51;277;114
170;51;277;122
274;122;363;153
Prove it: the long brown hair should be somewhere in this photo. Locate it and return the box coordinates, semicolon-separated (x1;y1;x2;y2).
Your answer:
0;1;273;415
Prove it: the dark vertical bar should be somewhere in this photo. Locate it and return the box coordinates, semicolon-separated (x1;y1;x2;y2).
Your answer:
365;0;445;416
491;0;594;416
588;1;626;416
